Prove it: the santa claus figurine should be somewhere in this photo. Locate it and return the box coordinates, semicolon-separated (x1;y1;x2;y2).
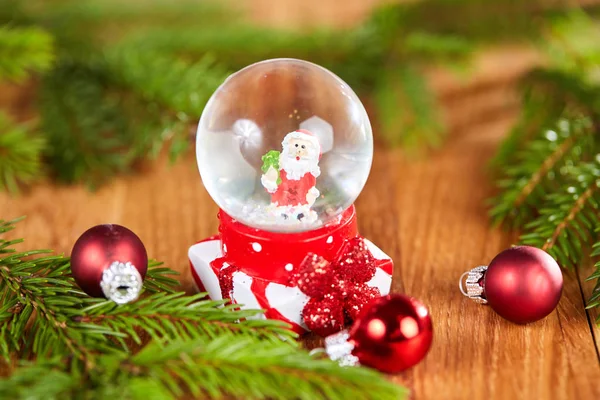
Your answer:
260;129;321;224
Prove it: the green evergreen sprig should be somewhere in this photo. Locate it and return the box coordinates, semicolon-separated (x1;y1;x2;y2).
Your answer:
0;219;101;360
490;115;596;227
142;260;181;294
586;242;600;319
38;52;228;186
76;292;296;350
122;337;406;400
0;337;406;400
0;217;294;363
0;113;45;193
374;66;443;149
0;217;407;398
519;163;600;267
0;26;53;81
0;358;77;399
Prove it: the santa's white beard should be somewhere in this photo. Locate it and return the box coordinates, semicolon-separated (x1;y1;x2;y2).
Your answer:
280;150;320;180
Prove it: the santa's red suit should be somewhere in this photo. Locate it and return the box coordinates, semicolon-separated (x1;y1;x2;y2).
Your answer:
271;170;316;206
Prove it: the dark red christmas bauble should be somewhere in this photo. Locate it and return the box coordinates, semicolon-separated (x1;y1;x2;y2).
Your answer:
347;294;433;373
484;246;563;324
71;224;148;302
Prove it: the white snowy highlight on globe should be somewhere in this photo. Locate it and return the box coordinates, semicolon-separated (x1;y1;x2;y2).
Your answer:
233;119;262;143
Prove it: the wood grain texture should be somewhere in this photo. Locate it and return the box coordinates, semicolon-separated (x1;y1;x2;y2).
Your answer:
1;1;600;398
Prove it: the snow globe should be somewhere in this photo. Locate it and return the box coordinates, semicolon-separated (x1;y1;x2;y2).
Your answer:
189;59;393;334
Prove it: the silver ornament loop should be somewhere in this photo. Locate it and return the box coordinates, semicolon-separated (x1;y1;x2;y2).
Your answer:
324;330;360;367
459;265;488;304
100;261;143;304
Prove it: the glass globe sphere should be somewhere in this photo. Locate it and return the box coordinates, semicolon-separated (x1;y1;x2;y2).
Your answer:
196;58;373;232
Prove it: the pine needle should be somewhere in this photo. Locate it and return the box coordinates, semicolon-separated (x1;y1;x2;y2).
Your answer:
586;242;600;315
0;26;54;82
490;115;596;227
123;336;407;400
519;163;600;267
0;113;45;194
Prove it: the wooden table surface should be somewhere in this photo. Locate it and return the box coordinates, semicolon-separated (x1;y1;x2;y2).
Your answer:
2;1;600;399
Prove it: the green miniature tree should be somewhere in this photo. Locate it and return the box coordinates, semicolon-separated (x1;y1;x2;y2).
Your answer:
261;150;282;185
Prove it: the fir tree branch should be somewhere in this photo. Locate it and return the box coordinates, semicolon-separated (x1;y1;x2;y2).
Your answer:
143;260;180;294
365;0;598;44
374;66;443;150
104;48;228;161
114;337;406;400
490;65;600;171
490;47;600;320
586;242;600;318
0;216;406;398
105;49;228;118
0;218;100;360
39;51;227;187
0;359;77;400
0;113;45;194
0;26;53;81
518;163;600;267
39;59;135;186
490;115;597;227
0;217;296;365
0;247;112;361
0;337;407;400
2;0;237;47
75;292;297;348
540;184;596;252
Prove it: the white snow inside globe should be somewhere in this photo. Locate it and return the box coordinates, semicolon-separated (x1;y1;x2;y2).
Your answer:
196;58;373;232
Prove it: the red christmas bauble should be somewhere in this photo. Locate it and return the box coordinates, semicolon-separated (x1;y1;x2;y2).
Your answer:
71;224;148;303
348;294;433;373
484;246;563;324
